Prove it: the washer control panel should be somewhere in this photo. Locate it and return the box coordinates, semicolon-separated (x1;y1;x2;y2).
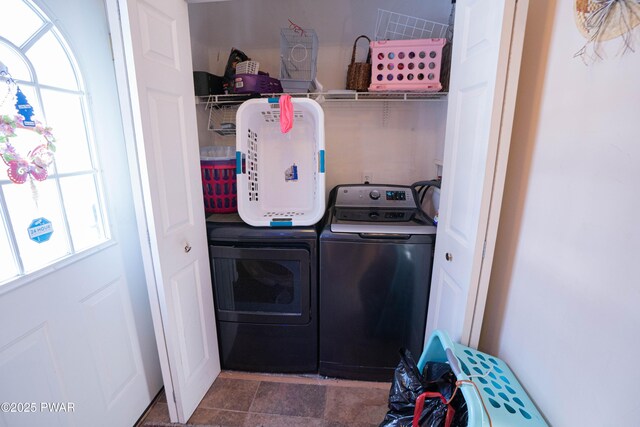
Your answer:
385;190;407;201
335;185;417;209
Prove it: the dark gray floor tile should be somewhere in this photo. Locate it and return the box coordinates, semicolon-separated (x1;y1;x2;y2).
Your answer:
323;385;389;426
249;381;327;418
188;407;248;426
141;402;171;424
199;378;261;411
244;412;325;427
323;422;382;427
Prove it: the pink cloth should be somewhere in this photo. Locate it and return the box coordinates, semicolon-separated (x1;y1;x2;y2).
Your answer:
279;94;293;133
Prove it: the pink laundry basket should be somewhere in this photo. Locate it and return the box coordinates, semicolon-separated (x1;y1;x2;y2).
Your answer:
369;38;446;92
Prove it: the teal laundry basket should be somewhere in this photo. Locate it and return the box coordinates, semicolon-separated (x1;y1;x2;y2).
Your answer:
417;330;547;427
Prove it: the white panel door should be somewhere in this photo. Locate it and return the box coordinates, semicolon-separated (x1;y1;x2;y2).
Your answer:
427;0;525;345
0;0;162;425
114;0;220;422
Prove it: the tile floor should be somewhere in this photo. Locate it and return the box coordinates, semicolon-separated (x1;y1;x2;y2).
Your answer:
138;371;391;427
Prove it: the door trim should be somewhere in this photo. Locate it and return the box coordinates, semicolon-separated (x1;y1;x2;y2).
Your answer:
466;0;530;348
107;0;221;421
104;0;176;416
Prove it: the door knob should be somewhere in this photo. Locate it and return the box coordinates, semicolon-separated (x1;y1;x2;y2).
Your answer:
185;243;192;253
445;252;452;261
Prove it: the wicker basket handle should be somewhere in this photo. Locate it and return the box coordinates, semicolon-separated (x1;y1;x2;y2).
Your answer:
350;35;371;65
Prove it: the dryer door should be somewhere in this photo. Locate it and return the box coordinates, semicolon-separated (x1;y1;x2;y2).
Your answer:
210;246;311;325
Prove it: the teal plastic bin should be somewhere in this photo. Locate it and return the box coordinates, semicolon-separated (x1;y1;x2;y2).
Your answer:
417;330;547;427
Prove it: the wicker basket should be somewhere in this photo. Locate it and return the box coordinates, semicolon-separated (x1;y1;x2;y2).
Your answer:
346;35;372;92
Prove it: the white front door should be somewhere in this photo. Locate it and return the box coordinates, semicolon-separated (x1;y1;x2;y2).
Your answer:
112;0;220;422
427;0;528;346
0;0;162;426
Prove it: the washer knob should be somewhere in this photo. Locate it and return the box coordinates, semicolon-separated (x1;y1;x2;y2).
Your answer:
369;190;381;200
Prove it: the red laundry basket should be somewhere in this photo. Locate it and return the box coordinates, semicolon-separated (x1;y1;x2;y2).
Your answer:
201;159;237;214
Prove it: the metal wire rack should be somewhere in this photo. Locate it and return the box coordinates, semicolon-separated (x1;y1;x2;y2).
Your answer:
374;9;449;41
208;104;238;136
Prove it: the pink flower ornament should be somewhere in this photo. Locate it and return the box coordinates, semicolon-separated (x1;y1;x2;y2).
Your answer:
0;122;15;139
0;115;56;184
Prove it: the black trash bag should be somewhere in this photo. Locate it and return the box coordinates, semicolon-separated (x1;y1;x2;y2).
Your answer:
418;362;468;427
379;348;425;427
379;350;469;427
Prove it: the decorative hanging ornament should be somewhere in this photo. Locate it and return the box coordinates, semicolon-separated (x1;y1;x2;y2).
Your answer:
1;114;57;184
15;87;35;127
0;70;57;185
574;0;640;62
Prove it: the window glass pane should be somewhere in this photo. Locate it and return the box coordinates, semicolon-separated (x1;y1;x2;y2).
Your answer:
0;42;32;82
0;0;43;48
26;31;77;90
0;212;18;284
0;1;112;284
3;179;70;273
40;89;92;173
60;174;107;251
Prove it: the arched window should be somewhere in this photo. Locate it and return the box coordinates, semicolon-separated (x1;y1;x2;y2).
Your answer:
0;0;109;284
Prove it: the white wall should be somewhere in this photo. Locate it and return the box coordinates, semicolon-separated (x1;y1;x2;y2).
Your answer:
481;1;640;425
322;101;446;190
188;0;452;87
188;0;451;187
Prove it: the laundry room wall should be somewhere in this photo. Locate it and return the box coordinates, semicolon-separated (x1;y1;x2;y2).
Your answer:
188;0;453;188
480;1;640;425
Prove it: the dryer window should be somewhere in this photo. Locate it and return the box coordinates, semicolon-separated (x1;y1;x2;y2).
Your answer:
209;245;311;324
214;258;301;314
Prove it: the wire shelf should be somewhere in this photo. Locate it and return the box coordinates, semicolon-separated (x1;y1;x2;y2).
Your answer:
199;91;447;136
375;9;449;41
208;104;238;136
198;91;447;106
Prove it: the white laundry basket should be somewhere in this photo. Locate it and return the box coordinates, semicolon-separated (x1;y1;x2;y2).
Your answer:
235;97;325;227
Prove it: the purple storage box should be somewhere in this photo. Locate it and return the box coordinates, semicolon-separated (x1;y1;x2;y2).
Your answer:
232;73;283;94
